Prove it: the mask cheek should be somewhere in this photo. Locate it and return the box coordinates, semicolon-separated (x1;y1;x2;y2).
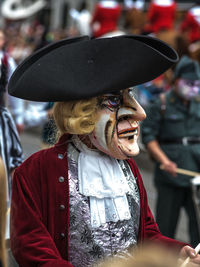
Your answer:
90;123;127;159
89;122;112;155
107;132;119;152
119;136;140;156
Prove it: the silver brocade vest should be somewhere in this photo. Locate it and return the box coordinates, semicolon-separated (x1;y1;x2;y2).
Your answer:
67;143;140;267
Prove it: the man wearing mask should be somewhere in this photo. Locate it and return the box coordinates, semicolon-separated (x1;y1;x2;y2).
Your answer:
142;55;200;247
8;36;200;266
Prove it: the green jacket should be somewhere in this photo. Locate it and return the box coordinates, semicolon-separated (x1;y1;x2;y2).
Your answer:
142;90;200;187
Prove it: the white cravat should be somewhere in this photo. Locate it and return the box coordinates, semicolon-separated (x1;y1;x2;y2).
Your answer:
72;135;131;228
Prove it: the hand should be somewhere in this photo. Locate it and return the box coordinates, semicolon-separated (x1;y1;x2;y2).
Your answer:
179;245;200;266
160;160;177;177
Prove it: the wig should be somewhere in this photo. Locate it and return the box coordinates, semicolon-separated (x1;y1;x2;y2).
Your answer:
0;157;6;267
53;97;98;136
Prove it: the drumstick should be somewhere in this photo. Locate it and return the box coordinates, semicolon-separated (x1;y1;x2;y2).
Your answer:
176;168;200;177
180;243;200;267
160;165;200;177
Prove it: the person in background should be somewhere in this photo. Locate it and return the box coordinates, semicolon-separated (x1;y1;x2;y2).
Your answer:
91;0;122;38
124;0;145;10
69;0;92;36
142;55;200;247
124;0;146;35
0;29;23;202
0;157;7;267
144;0;176;34
0;29;25;134
135;32;190;108
180;0;200;44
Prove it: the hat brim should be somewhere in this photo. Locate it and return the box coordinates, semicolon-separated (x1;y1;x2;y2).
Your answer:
8;34;178;102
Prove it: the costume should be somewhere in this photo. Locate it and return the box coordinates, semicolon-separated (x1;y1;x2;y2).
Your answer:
0;51;23;200
11;134;187;267
180;5;200;43
9;35;195;266
142;56;200;247
0;50;25;127
146;0;176;33
91;0;122;38
70;7;91;36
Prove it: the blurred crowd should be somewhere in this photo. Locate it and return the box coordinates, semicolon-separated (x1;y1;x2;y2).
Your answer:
3;0;200;111
1;0;200;267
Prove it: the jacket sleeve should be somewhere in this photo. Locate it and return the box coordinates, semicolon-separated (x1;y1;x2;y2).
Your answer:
10;165;74;267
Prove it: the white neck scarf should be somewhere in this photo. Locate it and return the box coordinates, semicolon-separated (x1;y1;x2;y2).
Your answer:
72;135;131;228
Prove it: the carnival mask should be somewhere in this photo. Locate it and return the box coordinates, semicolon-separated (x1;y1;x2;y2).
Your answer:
176;78;200;100
88;88;146;160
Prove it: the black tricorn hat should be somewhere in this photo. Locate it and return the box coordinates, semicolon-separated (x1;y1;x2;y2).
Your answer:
8;35;178;102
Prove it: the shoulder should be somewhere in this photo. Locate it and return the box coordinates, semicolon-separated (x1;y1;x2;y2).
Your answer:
15;140;68;176
17;134;69;170
15;147;54;173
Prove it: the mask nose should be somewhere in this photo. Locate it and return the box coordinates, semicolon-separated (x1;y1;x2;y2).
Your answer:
122;89;146;121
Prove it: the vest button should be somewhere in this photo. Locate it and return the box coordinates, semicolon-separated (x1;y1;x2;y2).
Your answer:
60;204;65;210
58;154;64;159
59;176;65;183
60;233;65;238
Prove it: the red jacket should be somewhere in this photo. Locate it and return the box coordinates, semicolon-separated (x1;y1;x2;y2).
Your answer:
10;134;187;267
146;2;176;33
180;8;200;43
91;2;122;37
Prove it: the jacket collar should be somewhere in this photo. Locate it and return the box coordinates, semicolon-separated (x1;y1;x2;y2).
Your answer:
54;134;71;153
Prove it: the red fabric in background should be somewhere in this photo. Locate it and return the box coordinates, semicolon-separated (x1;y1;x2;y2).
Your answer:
91;3;122;37
180;11;200;43
146;2;176;33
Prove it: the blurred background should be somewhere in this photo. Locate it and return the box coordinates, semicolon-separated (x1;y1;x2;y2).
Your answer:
2;2;200;266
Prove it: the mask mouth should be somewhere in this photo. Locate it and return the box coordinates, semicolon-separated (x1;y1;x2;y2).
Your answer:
117;115;139;140
118;127;138;139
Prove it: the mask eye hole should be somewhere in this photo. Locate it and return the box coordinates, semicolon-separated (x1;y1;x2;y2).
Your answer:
107;96;121;107
100;95;122;111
